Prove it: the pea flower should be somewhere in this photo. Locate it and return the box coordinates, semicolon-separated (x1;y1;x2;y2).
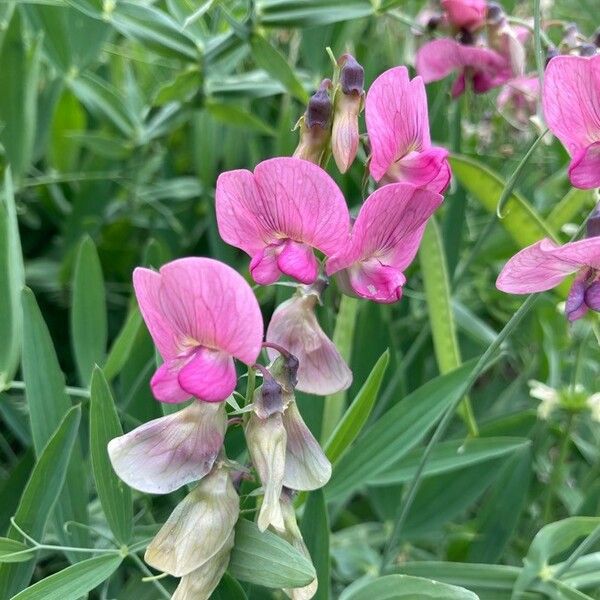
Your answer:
326;182;444;303
441;0;487;30
496;233;600;321
216;157;351;285
266;281;352;395
133;257;263;403
416;38;511;97
365;66;451;192
543;54;600;189
331;54;364;173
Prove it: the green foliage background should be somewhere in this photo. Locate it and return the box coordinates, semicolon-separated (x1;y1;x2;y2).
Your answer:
0;0;599;598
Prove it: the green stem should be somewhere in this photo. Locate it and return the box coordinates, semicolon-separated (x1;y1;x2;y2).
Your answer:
533;0;545;95
8;380;90;398
130;552;171;600
553;524;600;579
245;365;256;406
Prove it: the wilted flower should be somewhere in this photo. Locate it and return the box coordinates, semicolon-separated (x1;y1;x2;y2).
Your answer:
326;183;443;303
529;380;560;420
216;157;350;285
543;54;600;189
108;401;227;494
496;232;600;321
266;283;352;395
416;38;511;97
487;4;527;77
442;0;487;30
331;54;364;173
365;66;451;192
497;76;539;125
133;257;263;403
293;79;332;165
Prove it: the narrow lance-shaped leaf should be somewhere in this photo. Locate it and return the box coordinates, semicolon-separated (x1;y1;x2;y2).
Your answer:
0;539;32;564
11;554;123;600
0;168;24;389
90;367;133;544
0;406;81;598
301;489;330;600
103;306;143;382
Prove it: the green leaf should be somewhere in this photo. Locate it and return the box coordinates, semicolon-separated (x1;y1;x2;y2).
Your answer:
103;307;143;382
71;235;107;386
0;10;42;181
340;574;480;600
21;288;89;559
326;361;476;501
547;188;596;231
301;489;330;600
90;367;133;544
11;554;122;600
0;539;32;563
449;155;558;247
0;168;24;389
0;406;81;597
212;573;248;600
321;296;359;443
325;350;389;464
255;0;374;27
419;217;475;435
367;437;530;486
153;67;202;106
205;100;277;136
48;90;87;172
250;32;308;103
229;519;316;588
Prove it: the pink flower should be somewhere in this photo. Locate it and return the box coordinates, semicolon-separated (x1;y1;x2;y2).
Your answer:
365;66;451;192
441;0;487;30
326;183;444;303
216;157;351;285
497;76;539;125
416;38;511;97
543;54;600;189
133;257;263;404
496;237;600;321
266;285;352;395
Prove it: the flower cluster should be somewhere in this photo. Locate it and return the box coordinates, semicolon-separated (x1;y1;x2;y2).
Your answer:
107;54;448;599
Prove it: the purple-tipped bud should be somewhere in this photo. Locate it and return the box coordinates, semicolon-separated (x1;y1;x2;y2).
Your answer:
457;28;475;45
566;269;600;321
579;43;597;57
486;2;504;24
427;14;442;31
306;79;332;129
546;47;559;65
339;54;364;95
254;376;285;419
587;205;600;238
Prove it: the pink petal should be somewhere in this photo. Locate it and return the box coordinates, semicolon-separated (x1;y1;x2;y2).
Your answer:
133;268;179;360
366;66;431;181
107;402;227;494
277;240;319;284
496;239;579;294
331;93;361;173
345;259;407;304
178;348;237;403
266;292;352;396
151;361;191;404
416;39;508;85
158;257;263;365
441;0;487;29
569;142;600;190
387;146;451;193
566;272;589;322
451;72;467;98
250;245;282;285
543;55;600;156
327;183;444;275
585;281;600;312
548;237;600;271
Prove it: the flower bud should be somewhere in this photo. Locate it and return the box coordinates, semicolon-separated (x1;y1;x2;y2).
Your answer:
293;80;332;165
486;2;504;24
108;401;226;494
245;412;287;531
265;286;352;396
172;531;234;600
579;43;597;57
546;47;559;65
282;401;331;491
586;205;600;238
331;55;364;173
253;376;286;419
587;393;600;423
565;269;600;321
594;28;600;48
145;466;239;577
269;353;300;393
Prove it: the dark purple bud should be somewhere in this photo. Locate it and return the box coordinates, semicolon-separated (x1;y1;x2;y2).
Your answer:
486;2;504;23
566;274;588;321
585;280;600;313
545;47;559;66
339;54;364;95
594;28;600;48
579;43;597;57
281;353;299;390
257;376;285;418
306;79;332;129
427;15;442;31
457;28;475;45
586;205;600;238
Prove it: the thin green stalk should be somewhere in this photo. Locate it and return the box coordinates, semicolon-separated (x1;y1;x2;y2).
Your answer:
554;524;600;579
130;552;171;600
245;365;256;406
8;380;91;398
533;0;545;93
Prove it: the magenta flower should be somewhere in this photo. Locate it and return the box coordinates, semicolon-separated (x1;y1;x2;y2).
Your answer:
326;183;443;303
543;54;600;189
416;38;511;97
496;237;600;321
365;66;451;192
216;157;350;285
441;0;487;30
133;257;263;403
